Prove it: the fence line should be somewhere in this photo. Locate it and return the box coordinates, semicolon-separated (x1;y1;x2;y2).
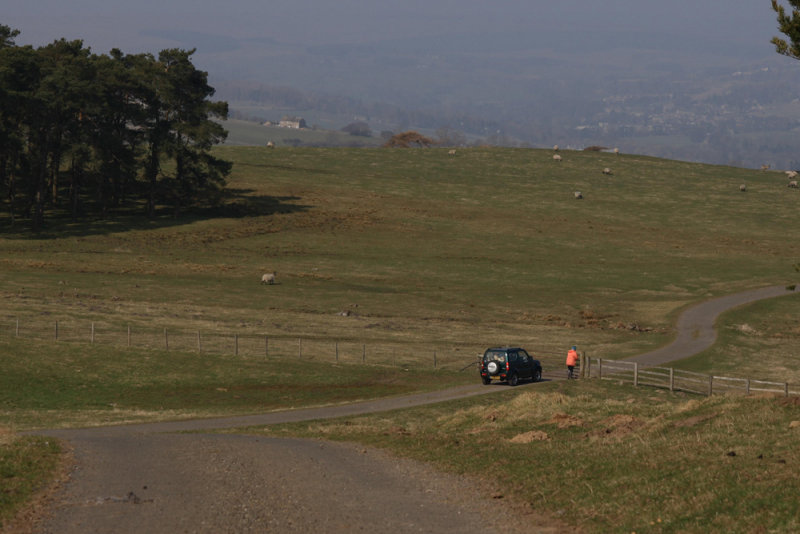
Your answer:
8;316;791;397
0;316;561;372
585;357;798;398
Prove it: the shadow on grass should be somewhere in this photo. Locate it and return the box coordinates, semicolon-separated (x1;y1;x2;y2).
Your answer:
0;188;310;239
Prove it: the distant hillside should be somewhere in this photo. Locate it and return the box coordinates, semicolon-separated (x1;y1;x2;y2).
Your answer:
214;63;800;169
220;118;382;148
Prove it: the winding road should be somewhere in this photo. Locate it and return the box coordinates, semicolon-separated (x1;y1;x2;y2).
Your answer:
27;285;799;533
627;285;797;367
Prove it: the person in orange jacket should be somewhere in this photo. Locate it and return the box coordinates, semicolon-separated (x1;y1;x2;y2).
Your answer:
566;346;579;378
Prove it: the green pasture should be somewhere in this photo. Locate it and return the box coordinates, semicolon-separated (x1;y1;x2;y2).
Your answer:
0;431;61;530
0;337;473;430
2;146;798;365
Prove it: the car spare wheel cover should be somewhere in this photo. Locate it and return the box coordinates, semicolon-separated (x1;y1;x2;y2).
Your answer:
487;361;498;374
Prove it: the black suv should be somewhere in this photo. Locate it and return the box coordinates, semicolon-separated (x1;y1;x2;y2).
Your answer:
480;347;542;386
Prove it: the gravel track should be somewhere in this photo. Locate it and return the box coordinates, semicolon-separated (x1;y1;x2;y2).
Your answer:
25;285;798;533
627;285;797;367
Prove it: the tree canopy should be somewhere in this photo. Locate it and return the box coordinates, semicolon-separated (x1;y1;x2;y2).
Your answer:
771;1;800;59
0;25;230;230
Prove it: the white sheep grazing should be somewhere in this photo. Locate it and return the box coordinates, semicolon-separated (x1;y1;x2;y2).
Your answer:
789;180;798;188
739;184;747;192
448;149;457;155
602;167;613;175
266;141;275;148
786;170;798;179
553;154;562;162
613;148;619;155
574;191;583;199
553;145;559;151
261;271;276;285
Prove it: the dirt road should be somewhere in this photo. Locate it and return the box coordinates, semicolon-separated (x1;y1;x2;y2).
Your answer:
27;285;798;533
33;387;561;533
34;433;546;533
627;285;797;367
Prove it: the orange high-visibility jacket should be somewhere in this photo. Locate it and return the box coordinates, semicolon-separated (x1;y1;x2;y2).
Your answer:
566;349;579;366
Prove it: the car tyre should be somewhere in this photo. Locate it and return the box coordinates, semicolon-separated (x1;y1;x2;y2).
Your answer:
508;373;519;387
482;376;491;385
532;369;542;382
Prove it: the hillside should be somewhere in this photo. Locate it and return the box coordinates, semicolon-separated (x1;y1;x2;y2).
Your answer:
2;146;799;377
212;54;800;169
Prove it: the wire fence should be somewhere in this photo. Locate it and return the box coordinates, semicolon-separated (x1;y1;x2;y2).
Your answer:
11;315;786;398
0;315;569;372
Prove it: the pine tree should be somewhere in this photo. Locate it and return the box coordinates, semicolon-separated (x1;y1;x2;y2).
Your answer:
771;1;800;59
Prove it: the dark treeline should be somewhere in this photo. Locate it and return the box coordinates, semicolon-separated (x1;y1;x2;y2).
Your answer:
0;25;231;230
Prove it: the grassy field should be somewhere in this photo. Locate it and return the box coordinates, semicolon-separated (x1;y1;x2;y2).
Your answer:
0;429;62;530
2;146;800;531
3;147;799;365
0;337;473;430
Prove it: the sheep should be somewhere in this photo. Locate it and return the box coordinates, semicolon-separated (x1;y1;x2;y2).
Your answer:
574;191;583;199
553;145;559;151
553;154;562;162
785;170;798;179
448;149;457;155
613;148;619;155
266;141;275;148
739;184;747;192
761;164;771;171
261;272;276;285
602;167;613;175
789;180;798;188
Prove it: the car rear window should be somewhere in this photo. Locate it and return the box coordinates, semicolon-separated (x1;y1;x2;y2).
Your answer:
484;350;507;362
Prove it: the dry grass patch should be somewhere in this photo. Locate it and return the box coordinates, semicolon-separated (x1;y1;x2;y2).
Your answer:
251;380;800;532
0;425;15;446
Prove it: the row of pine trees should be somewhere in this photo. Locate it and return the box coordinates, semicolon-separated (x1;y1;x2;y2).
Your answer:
0;25;231;230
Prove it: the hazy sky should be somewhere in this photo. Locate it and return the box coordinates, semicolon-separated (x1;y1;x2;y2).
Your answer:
5;1;783;55
7;1;796;167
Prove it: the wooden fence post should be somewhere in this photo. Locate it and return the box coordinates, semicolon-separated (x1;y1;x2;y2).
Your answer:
746;378;750;395
127;325;131;347
55;321;58;341
785;383;790;397
708;375;713;396
15;318;19;337
298;338;302;358
197;331;202;351
669;367;675;392
235;334;239;356
91;322;95;344
598;358;603;379
335;342;339;363
265;336;269;359
633;362;639;387
362;344;366;363
433;351;437;368
164;328;169;350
